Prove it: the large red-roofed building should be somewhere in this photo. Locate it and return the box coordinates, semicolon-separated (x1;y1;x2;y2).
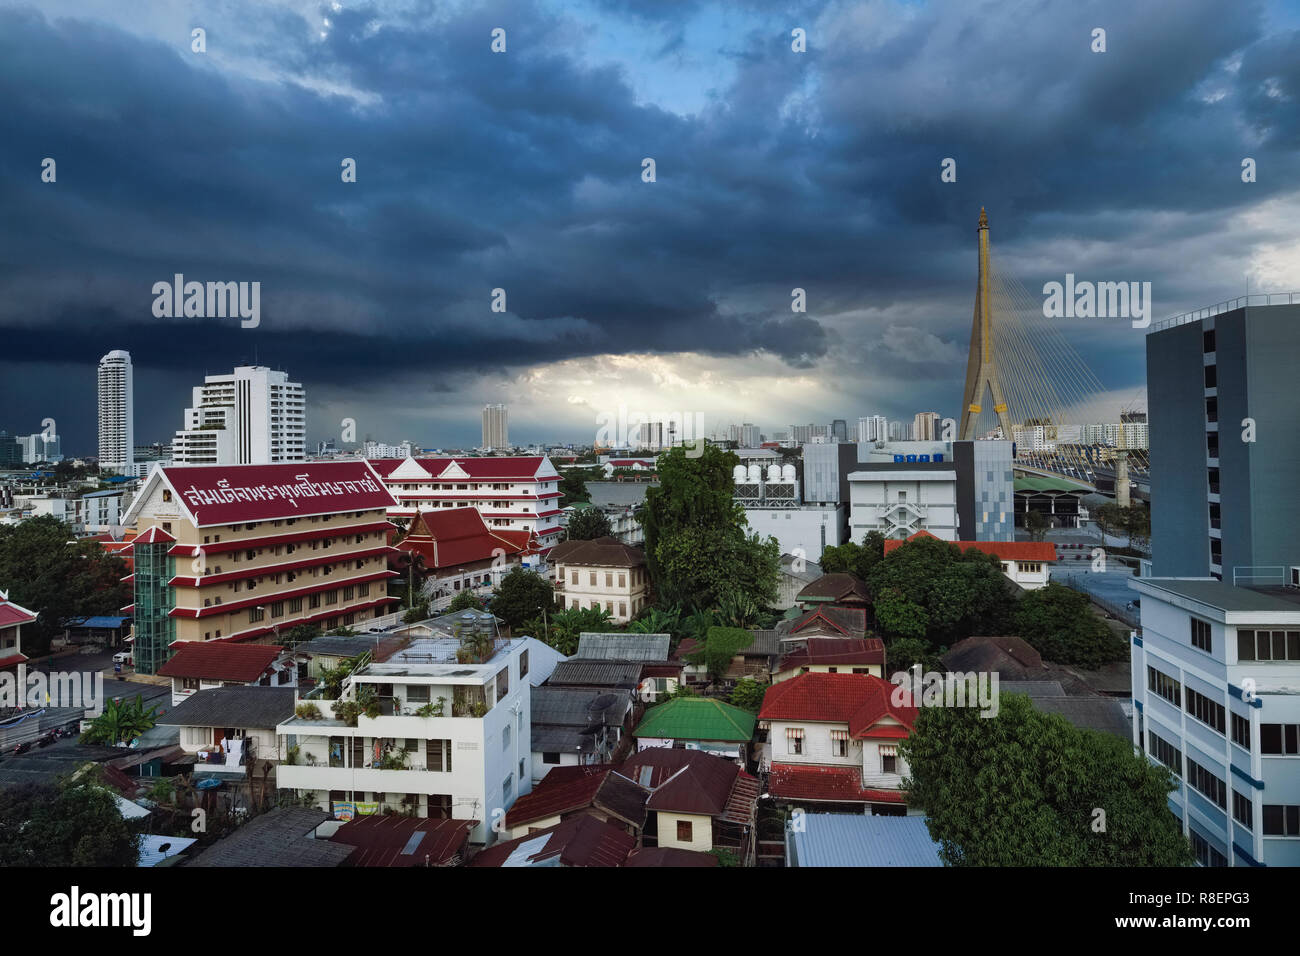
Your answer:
369;456;563;553
121;461;401;673
0;591;35;670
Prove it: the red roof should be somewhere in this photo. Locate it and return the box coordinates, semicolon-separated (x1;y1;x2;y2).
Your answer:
0;653;30;669
330;816;476;867
371;456;554;481
139;461;396;527
157;642;285;682
134;526;176;544
505;767;612;828
883;530;1056;562
619;748;759;822
768;764;907;804
394;508;536;570
759;673;917;738
0;596;38;628
777;637;886;673
469;814;635;868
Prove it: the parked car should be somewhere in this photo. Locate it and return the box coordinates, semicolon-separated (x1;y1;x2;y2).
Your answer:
112;651;133;666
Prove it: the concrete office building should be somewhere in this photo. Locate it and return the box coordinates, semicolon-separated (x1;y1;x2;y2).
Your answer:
1130;576;1300;866
1147;303;1300;581
98;350;134;473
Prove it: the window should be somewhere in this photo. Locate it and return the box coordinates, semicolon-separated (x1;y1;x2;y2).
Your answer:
181;677;200;690
162;490;172;502
1260;723;1300;755
618;573;626;588
309;594;321;609
1233;791;1253;829
502;774;513;799
1190;618;1212;653
787;728;804;756
520;758;526;780
496;667;509;703
1203;328;1216;353
271;601;284;618
882;753;897;774
1185;688;1225;735
1232;713;1250;749
519;649;529;679
1190;831;1228;867
589;572;596;587
343;585;355;602
1204;364;1217;388
543;752;560;765
1147;666;1181;707
619;602;626;618
831;736;847;757
676;820;693;842
425;739;452;773
248;607;265;624
1262;805;1300;837
428;794;452;819
325;589;338;606
1186;759;1227;809
1148;731;1181;775
359;582;370;597
503;724;511;750
289;597;303;614
1237;629;1300;662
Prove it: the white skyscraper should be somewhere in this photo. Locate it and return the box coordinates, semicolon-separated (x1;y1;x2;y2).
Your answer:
97;350;134;473
858;415;889;443
482;403;509;450
172;366;306;465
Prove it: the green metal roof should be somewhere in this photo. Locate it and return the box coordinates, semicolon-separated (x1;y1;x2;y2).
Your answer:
633;697;757;743
1014;475;1089;494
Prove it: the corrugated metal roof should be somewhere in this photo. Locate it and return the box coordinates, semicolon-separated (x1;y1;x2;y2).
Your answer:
788;814;943;867
548;660;643;688
575;633;670;661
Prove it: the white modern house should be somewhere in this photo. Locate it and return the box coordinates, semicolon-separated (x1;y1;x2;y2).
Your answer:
1130;576;1300;867
276;631;564;845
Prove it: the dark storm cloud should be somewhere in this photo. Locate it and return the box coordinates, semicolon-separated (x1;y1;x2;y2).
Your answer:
0;0;1297;450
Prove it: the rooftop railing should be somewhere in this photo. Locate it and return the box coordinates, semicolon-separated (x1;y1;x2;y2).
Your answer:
1150;292;1300;332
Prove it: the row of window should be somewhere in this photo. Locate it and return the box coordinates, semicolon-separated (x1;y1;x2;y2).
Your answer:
1237;629;1300;662
1186;758;1227;809
1148;666;1181;707
243;584;370;623
563;568;645;589
184;510;378;539
1186;687;1226;735
1261;723;1300;756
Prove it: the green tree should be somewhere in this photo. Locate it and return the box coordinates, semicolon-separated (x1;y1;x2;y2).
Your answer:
901;694;1193;866
545;605;620;655
866;536;1013;647
687;626;754;681
883;636;942;677
566;508;612;541
1013;583;1129;666
0;776;140;866
489;567;554;629
729;676;767;712
447;590;484;613
80;694;161;746
642;445;779;611
1024;510;1048;541
283;623;321;647
629;605;682;637
820;531;886;579
558;467;602;507
0;515;130;653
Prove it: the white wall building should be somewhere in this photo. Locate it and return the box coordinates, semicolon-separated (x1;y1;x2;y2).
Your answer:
1130;576;1300;867
371;455;564;553
17;433;62;463
276;634;563;844
847;469;958;540
741;504;846;563
172;366;306;465
97;350;134;474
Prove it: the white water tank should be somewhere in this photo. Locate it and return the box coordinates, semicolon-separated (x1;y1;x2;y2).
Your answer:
732;465;748;483
767;464;782;482
782;463;796;481
747;464;763;482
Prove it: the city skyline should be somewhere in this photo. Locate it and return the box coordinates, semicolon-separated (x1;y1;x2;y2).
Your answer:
4;1;1300;451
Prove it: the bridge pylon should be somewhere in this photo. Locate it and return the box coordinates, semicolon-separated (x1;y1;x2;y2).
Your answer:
958;208;1016;442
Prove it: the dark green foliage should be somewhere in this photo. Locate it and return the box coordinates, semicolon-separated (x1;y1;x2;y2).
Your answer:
819;531;886;579
0;515;130;653
642;445;779;611
0;775;140;866
688;626;755;679
1013;583;1129;666
901;693;1193;866
729;676;767;712
447;590;484;613
488;567;554;629
566;508;612;541
80;694;161;746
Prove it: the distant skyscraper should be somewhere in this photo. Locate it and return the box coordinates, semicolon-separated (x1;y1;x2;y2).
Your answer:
482;403;509;450
97;350;134;473
858;415;889;443
741;423;760;447
830;419;848;442
172;366;306;465
912;412;940;441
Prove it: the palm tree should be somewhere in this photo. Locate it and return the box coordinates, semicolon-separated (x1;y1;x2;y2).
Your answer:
80;694;161;746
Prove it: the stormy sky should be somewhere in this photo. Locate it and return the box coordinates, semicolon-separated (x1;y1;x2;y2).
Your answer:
2;0;1298;454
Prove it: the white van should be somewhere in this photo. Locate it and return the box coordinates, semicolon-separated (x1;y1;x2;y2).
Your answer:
112;651;133;666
